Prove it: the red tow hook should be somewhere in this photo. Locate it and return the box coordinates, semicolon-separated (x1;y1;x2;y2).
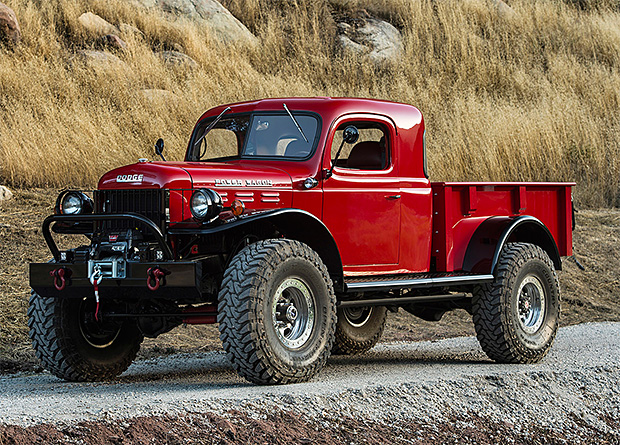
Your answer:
50;268;72;291
146;267;168;291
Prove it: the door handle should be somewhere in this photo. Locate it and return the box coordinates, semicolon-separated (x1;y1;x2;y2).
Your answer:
385;195;401;200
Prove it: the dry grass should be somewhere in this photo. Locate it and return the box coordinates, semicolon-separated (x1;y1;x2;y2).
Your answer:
0;0;619;206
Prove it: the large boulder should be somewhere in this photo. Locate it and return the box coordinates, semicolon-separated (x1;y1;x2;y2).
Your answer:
132;0;257;45
0;185;13;201
337;18;404;64
0;2;20;46
78;12;119;36
156;50;198;69
72;50;129;71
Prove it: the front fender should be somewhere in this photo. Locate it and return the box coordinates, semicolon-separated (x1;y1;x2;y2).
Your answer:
168;209;344;289
463;215;562;274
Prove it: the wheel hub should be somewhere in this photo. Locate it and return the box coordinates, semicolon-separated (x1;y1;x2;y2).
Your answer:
271;278;315;350
517;275;546;334
78;298;122;349
342;306;373;328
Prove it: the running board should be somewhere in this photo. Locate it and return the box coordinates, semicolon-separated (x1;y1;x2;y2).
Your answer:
344;274;494;293
338;293;468;308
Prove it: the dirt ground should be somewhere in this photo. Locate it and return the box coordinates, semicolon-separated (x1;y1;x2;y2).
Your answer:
1;189;619;373
1;408;618;445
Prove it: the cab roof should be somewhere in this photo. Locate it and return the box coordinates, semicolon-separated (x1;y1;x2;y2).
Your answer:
195;97;423;134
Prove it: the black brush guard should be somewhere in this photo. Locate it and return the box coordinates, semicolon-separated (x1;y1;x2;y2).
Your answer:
31;213;201;300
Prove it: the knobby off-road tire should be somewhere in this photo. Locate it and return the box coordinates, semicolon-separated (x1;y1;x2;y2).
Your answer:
473;242;560;364
28;292;143;381
218;239;337;385
332;306;387;355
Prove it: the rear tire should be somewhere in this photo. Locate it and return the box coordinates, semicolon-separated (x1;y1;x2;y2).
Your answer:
218;239;336;385
28;292;143;381
472;242;560;364
332;306;387;355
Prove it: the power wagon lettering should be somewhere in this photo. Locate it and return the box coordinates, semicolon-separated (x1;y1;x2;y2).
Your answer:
214;179;273;187
29;97;574;386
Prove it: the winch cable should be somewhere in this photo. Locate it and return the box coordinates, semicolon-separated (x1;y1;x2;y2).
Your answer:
89;265;103;321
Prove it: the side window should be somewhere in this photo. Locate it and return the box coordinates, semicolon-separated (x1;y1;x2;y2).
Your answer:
330;122;390;170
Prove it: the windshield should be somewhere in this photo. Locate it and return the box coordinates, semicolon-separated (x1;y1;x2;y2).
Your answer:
187;112;319;161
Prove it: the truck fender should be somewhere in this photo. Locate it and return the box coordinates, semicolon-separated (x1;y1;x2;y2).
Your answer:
183;209;344;288
462;215;562;274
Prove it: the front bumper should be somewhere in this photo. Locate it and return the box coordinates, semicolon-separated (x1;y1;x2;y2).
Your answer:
30;261;202;299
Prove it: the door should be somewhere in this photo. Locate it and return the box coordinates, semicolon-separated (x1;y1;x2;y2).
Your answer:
322;116;401;267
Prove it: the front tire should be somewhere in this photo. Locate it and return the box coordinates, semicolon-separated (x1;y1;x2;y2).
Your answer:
332;306;387;355
472;242;560;364
218;239;337;385
28;292;143;381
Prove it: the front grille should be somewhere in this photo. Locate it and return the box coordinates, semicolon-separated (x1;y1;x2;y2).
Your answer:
94;189;166;233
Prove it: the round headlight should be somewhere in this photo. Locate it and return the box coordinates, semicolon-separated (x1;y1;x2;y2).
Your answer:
62;194;82;215
56;191;94;215
190;189;222;221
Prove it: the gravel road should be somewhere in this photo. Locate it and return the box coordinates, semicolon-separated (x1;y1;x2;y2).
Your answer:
1;322;619;440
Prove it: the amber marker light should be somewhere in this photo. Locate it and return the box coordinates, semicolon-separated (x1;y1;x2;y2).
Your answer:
231;199;245;217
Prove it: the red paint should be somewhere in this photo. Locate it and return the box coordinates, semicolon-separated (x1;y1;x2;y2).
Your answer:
97;97;574;277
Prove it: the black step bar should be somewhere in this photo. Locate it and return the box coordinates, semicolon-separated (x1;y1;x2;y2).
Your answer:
338;293;468;308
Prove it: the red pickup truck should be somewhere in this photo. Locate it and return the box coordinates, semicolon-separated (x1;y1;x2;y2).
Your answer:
29;97;574;384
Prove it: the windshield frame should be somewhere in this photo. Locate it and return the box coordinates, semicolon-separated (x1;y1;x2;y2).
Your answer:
185;110;322;162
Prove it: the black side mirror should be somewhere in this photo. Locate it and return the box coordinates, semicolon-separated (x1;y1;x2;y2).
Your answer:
342;125;359;144
325;125;360;179
155;138;166;161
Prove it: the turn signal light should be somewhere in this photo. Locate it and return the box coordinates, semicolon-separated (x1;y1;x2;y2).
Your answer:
231;199;245;217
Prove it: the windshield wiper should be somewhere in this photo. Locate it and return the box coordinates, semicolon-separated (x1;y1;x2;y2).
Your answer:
283;103;308;143
193;106;232;150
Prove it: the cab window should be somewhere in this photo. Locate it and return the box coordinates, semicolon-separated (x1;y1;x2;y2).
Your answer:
331;122;390;170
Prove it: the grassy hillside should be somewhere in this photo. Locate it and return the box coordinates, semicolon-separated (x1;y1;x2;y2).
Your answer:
0;0;619;206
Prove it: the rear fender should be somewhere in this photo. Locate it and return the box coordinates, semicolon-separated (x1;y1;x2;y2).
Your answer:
462;215;561;274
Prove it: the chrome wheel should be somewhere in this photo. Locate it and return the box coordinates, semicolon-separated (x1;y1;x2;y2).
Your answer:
271;278;315;349
517;275;546;334
342;307;373;328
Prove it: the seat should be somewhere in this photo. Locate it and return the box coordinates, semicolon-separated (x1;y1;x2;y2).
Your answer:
346;141;385;170
284;139;309;157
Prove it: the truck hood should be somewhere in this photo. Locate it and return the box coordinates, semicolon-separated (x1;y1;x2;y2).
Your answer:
98;162;193;190
179;162;292;189
98;161;293;209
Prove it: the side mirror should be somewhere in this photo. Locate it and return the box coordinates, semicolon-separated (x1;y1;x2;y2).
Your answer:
343;125;359;144
154;138;166;161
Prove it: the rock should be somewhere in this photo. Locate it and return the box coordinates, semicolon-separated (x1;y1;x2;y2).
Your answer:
78;12;119;36
156;50;198;69
489;0;517;19
0;185;13;201
119;23;145;39
97;34;127;51
0;2;21;46
73;50;128;70
131;0;257;45
140;89;177;101
337;18;404;64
